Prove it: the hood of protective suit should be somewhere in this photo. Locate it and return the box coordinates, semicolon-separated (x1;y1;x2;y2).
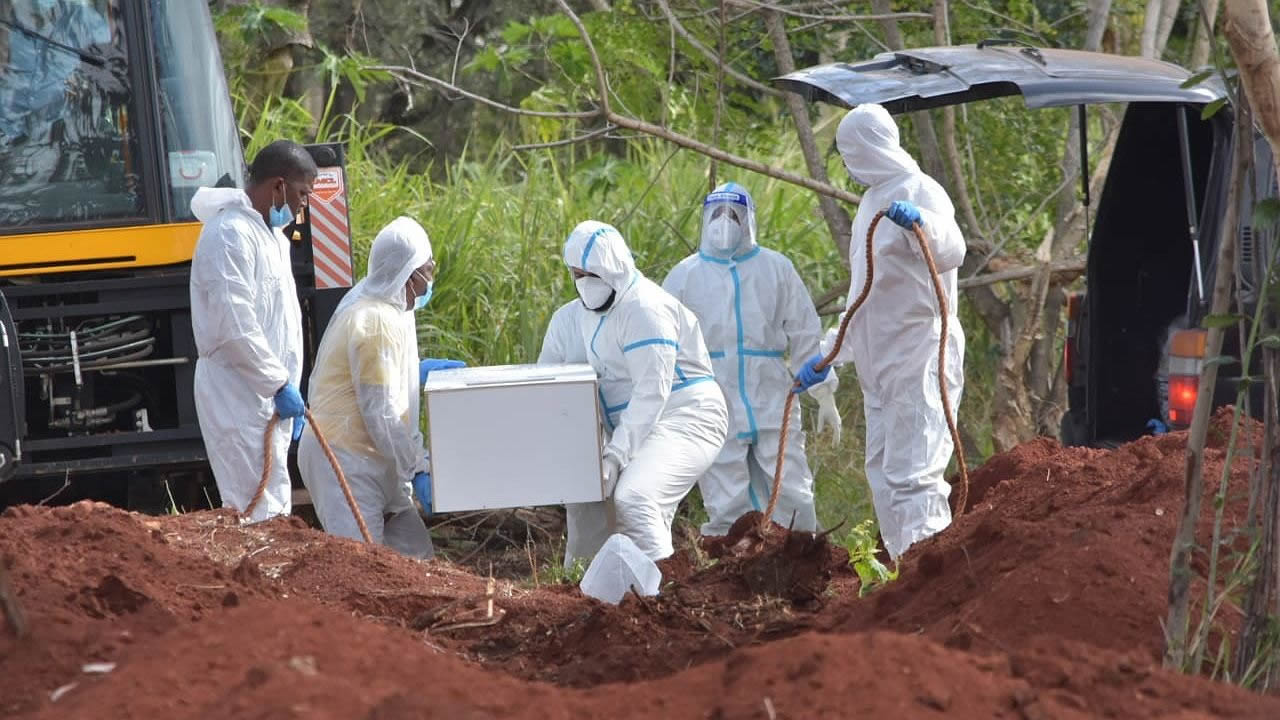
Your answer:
835;104;920;187
563;220;637;293
190;187;252;222
699;181;758;258
361;216;434;306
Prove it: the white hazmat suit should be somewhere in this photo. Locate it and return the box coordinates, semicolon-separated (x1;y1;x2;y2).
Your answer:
823;104;966;560
298;217;435;558
562;221;729;562
189;187;303;522
535;299;607;568
663;182;841;535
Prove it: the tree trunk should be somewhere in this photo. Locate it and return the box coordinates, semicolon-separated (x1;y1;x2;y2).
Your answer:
1191;0;1222;69
1223;0;1280;188
1154;0;1180;59
1141;0;1164;58
764;10;854;260
998;0;1113;449
871;0;946;181
1222;0;1280;684
1236;338;1278;682
1165;90;1249;670
933;0;984;241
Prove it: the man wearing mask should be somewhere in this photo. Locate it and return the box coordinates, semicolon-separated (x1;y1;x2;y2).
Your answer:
298;217;463;557
562;220;728;563
663;181;841;536
793;104;966;561
189;139;317;522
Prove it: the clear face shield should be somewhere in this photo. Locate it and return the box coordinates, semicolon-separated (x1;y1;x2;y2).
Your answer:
700;189;756;257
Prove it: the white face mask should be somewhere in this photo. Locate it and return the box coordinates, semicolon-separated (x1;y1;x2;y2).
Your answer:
706;216;743;255
575;276;615;311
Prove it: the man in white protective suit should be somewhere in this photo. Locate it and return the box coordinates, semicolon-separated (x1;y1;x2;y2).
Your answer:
561;220;728;563
792;104;966;561
189;139;317;522
663;181;842;536
298;216;464;558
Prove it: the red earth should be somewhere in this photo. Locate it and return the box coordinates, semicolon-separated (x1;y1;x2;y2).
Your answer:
1;407;1276;719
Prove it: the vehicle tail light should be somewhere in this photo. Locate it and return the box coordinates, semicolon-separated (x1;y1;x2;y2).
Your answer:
1166;328;1207;428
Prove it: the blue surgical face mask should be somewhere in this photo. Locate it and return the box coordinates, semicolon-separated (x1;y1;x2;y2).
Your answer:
413;281;433;311
269;182;293;227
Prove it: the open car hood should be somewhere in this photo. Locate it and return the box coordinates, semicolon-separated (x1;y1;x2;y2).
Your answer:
774;44;1225;113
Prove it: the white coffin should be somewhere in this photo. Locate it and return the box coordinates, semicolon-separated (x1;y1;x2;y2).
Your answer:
423;363;604;512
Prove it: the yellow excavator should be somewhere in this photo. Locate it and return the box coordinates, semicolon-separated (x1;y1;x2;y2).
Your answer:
0;0;353;508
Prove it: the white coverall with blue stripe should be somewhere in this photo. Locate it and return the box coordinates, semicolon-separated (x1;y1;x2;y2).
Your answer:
663;183;838;535
561;221;729;562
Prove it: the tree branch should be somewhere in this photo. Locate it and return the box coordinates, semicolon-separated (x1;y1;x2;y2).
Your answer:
728;0;933;22
512;124;616;151
957;256;1086;289
655;0;784;98
710;0;728;189
371;65;599;119
560;0;611;117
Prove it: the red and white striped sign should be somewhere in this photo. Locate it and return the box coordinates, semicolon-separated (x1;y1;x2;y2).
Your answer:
309;166;354;289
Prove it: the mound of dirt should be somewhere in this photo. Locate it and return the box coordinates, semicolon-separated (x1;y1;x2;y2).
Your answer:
0;406;1276;718
20;598;1278;720
823;407;1258;664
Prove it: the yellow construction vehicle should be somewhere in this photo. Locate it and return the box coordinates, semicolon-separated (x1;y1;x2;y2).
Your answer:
0;0;354;508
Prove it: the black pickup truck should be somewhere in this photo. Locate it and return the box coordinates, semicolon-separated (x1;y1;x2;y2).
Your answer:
778;43;1275;447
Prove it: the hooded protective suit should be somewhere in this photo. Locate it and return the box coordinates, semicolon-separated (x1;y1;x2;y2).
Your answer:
535;299;610;567
663;182;840;535
190;187;303;522
562;221;728;562
824;104;966;560
298;217;434;558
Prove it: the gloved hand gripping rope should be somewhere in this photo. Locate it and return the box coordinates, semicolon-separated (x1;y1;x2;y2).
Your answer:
762;210;970;535
244;411;373;543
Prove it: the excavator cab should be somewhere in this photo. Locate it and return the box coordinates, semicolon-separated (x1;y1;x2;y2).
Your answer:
0;0;353;504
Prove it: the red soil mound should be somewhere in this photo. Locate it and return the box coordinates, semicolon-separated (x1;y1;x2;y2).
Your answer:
0;407;1274;718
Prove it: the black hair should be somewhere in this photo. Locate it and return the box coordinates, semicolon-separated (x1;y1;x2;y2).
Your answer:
248;139;318;185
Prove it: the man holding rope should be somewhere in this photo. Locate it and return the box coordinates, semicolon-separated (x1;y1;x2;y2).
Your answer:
793;104;967;561
189;140;316;522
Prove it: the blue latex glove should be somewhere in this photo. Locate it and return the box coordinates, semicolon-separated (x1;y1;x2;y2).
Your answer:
1147;418;1169;435
274;383;305;419
886;200;924;229
420;358;466;386
412;471;432;513
291;415;306;441
793;354;832;394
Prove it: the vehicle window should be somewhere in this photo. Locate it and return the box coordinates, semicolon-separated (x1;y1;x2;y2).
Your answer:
0;0;143;229
150;0;246;221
